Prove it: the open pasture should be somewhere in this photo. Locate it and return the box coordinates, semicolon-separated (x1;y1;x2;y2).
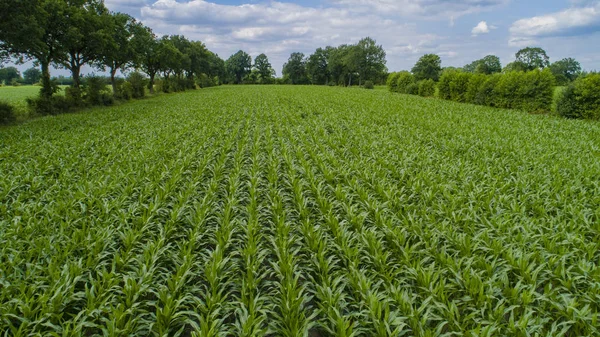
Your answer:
1;86;599;336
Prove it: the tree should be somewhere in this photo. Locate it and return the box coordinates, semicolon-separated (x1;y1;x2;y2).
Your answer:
226;50;252;84
56;0;109;89
549;58;581;85
306;48;329;85
350;37;387;85
465;55;501;75
327;45;352;86
23;67;41;84
503;61;527;73
254;53;274;84
99;13;141;95
282;52;308;85
0;66;21;84
136;27;161;94
412;54;442;81
515;47;550;71
0;0;69;97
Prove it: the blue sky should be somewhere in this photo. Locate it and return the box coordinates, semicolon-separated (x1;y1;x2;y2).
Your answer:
13;0;600;76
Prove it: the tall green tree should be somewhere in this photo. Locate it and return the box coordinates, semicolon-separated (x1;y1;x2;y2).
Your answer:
56;0;109;89
0;66;21;84
0;0;69;97
349;37;386;85
136;27;161;94
549;58;581;85
253;53;274;84
282;52;308;85
327;45;352;86
412;54;442;81
515;47;550;71
226;50;252;84
306;48;329;85
464;55;501;74
23;67;42;84
99;12;143;94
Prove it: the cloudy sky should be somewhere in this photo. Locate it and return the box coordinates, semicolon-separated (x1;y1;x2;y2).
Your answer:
13;0;600;76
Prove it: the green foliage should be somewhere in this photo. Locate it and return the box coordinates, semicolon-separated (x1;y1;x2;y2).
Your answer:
254;53;275;84
515;47;550;71
411;54;442;81
283;52;309;85
549;58;582;85
26;95;72;115
386;72;401;92
465;74;488;103
0;101;16;124
363;80;374;89
83;76;114;106
1;86;600;336
557;73;600;119
417;79;435;97
396;71;415;94
464;55;502;75
474;74;501;106
23;67;42;84
405;82;419;95
226;50;252;84
438;70;472;101
127;72;147;98
0;66;21;84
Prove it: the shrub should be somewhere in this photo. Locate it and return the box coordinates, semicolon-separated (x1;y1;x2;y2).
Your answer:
396;71;415;94
65;86;85;108
556;73;600;119
27;95;73;116
127;72;147;99
475;74;501;107
405;83;419;95
364;80;374;89
83;76;113;106
116;79;133;101
0;101;16;124
518;68;555;112
418;79;435;97
494;71;525;109
438;70;472;102
465;74;487;104
386;72;401;92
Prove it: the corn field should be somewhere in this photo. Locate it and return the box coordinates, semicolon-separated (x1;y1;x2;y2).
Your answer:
1;86;599;336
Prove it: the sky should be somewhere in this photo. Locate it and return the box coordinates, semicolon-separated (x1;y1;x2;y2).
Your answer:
9;0;600;76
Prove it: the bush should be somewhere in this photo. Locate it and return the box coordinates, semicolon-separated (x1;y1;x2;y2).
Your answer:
0;101;16;124
475;74;501;106
518;69;556;112
494;71;525;109
27;95;73;116
83;76;113;106
116;79;133;101
438;70;471;102
557;73;600;119
364;80;374;89
127;72;147;99
386;72;401;92
405;83;419;95
396;71;415;94
418;79;435;97
465;74;487;104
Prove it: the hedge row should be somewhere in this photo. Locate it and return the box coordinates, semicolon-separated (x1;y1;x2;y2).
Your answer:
387;71;435;97
556;73;600;120
438;69;556;112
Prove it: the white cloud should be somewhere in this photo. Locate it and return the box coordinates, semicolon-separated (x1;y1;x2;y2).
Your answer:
472;21;495;35
330;0;508;18
132;0;450;72
509;3;600;46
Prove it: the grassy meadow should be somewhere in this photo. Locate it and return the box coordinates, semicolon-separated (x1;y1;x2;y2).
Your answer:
1;86;599;336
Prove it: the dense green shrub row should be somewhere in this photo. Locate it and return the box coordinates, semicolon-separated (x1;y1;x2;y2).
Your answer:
438;69;555;112
26;73;150;116
387;71;435;97
556;74;600;120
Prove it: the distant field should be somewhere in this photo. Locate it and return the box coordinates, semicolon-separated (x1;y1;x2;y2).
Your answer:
1;86;599;336
0;85;67;119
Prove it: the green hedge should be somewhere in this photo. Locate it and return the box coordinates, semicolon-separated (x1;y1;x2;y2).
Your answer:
418;79;435;97
396;71;415;94
557;73;600;119
386;72;401;92
438;69;555;113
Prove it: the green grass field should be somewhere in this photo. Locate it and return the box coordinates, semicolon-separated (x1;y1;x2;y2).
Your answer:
1;86;599;336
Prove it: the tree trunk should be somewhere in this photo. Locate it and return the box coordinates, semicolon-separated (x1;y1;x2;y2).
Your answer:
148;73;155;94
71;65;81;89
40;60;52;99
110;68;117;95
